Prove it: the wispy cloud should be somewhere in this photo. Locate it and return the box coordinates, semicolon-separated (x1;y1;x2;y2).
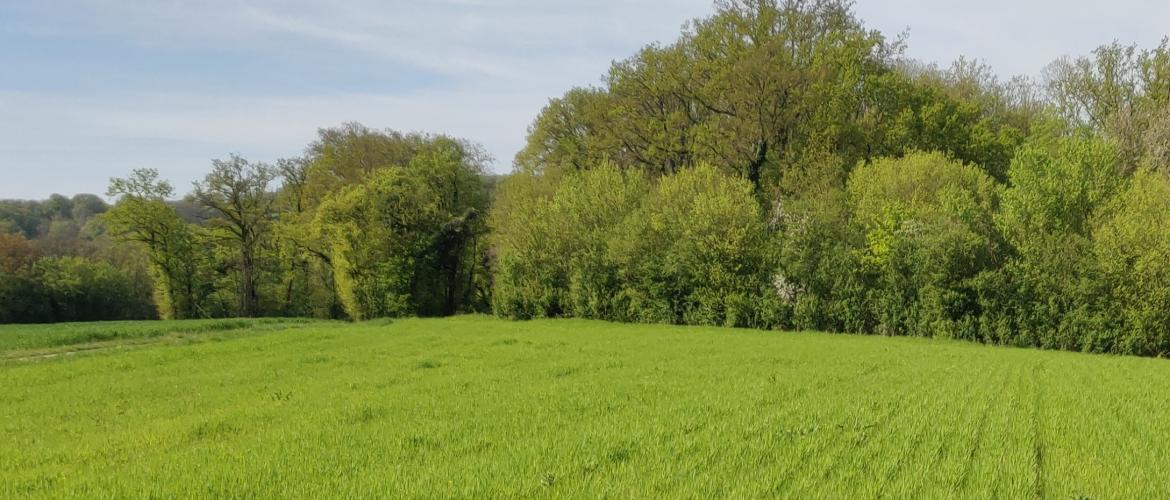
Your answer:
0;0;713;198
0;87;542;197
855;0;1170;78
1;0;1168;198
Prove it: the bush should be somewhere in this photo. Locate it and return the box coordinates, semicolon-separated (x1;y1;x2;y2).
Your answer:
0;256;155;324
773;167;868;333
316;169;439;321
491;164;780;328
312;139;491;321
846;151;1003;336
490;164;647;319
974;136;1120;350
609;164;777;327
1092;170;1170;356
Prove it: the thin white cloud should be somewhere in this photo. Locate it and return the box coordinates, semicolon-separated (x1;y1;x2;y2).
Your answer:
0;0;714;198
0;87;547;197
51;0;708;82
2;0;1169;198
855;0;1170;78
236;6;517;79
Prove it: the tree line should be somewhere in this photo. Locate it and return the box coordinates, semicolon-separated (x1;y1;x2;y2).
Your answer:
496;0;1170;357
97;128;494;322
2;0;1169;356
0;195;155;323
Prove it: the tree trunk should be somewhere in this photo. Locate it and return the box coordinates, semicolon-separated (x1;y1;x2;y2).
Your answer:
747;140;769;194
241;244;257;317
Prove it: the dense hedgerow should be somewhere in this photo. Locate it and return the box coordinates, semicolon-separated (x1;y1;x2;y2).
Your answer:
0;256;155;324
1093;170;1170;356
491;164;780;328
489;144;1170;357
844;152;1004;338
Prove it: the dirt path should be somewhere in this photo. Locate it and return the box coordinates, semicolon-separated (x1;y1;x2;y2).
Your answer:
2;330;256;363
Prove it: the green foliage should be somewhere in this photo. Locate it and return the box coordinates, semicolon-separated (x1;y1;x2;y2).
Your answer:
972;136;1121;350
845;152;1003;337
0;194;110;242
518;0;899;191
314;138;491;321
105;169;212;320
193;154;278;317
0;196;155;324
971;237;1108;351
0;317;315;352
0;271;49;324
862;61;1035;180
492;164;777;328
317;169;438;320
491;164;648;319
610;164;776;327
516;1;1039;192
301;123;445;206
1092;170;1170;356
514;88;613;175
262;125;496;321
1044;39;1170;169
998;135;1121;240
772;160;867;333
0;257;154;324
765;130;1170;355
32;257;155;322
7;2;1170;365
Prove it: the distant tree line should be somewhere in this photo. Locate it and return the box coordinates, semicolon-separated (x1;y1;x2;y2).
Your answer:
2;127;494;324
3;0;1170;357
0;195;155;323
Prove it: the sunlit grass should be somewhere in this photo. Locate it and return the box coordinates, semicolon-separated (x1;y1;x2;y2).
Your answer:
1;316;1167;497
0;317;318;353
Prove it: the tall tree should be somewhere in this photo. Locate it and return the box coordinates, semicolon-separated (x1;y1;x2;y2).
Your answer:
105;169;206;319
311;136;492;320
302;123;425;205
193;155;277;317
1044;39;1170;169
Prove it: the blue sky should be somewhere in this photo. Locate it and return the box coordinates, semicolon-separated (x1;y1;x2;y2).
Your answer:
1;0;1167;199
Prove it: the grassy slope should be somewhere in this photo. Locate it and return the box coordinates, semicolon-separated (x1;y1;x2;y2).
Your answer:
0;317;318;353
1;316;1168;498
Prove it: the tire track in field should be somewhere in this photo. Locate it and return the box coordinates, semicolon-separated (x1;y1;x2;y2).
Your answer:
765;359;937;496
667;356;889;479
1030;361;1047;499
952;361;1013;492
738;360;886;441
984;359;1035;499
562;355;857;487
872;355;992;498
849;352;990;497
3;330;253;362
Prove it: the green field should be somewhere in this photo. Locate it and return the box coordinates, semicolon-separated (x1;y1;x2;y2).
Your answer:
2;317;1168;498
0;318;318;354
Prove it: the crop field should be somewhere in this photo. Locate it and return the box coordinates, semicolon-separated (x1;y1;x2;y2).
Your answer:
0;317;317;354
2;317;1169;498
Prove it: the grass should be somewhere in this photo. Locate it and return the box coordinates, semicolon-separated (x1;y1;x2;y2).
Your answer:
0;317;318;354
2;316;1168;497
